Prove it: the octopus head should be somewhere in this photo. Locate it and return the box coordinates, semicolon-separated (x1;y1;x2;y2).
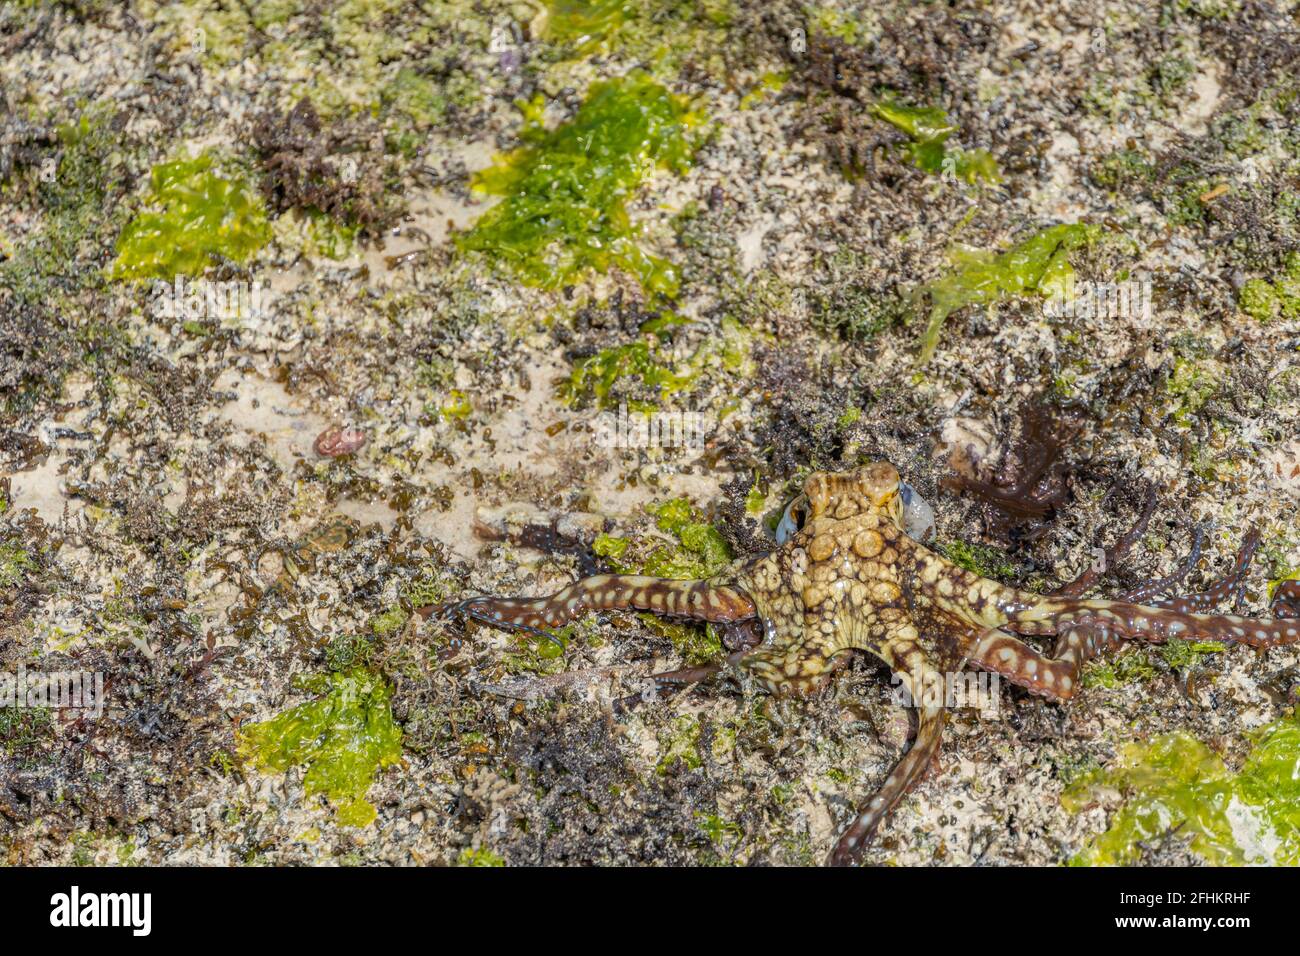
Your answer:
775;464;898;541
776;463;933;544
809;463;902;520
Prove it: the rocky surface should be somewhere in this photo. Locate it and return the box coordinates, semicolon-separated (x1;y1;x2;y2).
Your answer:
0;0;1297;866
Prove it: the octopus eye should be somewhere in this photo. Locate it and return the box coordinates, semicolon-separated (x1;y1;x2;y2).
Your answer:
898;481;935;542
775;494;810;544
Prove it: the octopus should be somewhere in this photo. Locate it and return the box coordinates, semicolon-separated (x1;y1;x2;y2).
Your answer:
420;463;1299;865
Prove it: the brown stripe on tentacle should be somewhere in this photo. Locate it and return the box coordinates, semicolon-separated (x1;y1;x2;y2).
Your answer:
419;574;757;642
1050;622;1124;670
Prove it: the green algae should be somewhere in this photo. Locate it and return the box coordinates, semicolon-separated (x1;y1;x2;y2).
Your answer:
380;65;474;132
912;223;1099;365
562;315;752;409
542;0;733;74
238;668;402;827
808;248;908;341
1158;639;1225;672
113;153;270;281
938;539;1016;581
324;631;375;672
591;499;732;664
870;99;1002;185
1240;278;1279;320
657;714;703;774
1081;647;1158;689
457;846;505;867
740;71;788;110
1088;148;1155;191
808;5;874;45
271;208;358;262
563;339;697;410
544;0;634;48
401;563;457;610
141;0;301;67
369;606;409;637
1237;252;1300;321
436;389;473;422
458;74;701;296
1166;356;1222;428
644;497;732;579
592;533;630;561
143;1;478;126
0;706;52;760
1;109;126;309
1176;0;1241;19
641;498;731;663
0;542;36;588
696;811;743;845
502;622;583;673
1063;719;1300;866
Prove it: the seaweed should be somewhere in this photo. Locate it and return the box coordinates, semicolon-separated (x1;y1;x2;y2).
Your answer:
1;108;129;304
238;668;403;827
541;0;736;77
912;224;1099;364
1063;719;1300;866
806;248;908;342
936;539;1017;581
941;398;1084;543
1237;251;1300;321
797;21;999;184
587;497;732;665
870;99;1001;184
458;73;701;296
113;153;270;280
561;313;750;410
643;497;732;578
251;98;401;235
543;0;635;49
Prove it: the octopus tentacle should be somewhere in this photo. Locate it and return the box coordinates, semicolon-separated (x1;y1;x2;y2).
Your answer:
828;642;950;866
1010;598;1300;649
828;700;945;866
1119;523;1204;604
1050;622;1125;671
1053;484;1157;598
739;638;840;696
419;575;757;641
969;628;1085;701
1144;528;1261;614
414;461;1295;866
1272;580;1300;619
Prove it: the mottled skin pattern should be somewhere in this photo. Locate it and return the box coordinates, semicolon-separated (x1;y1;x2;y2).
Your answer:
423;464;1300;865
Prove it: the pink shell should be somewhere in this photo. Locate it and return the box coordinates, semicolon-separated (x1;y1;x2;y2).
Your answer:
314;426;367;457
